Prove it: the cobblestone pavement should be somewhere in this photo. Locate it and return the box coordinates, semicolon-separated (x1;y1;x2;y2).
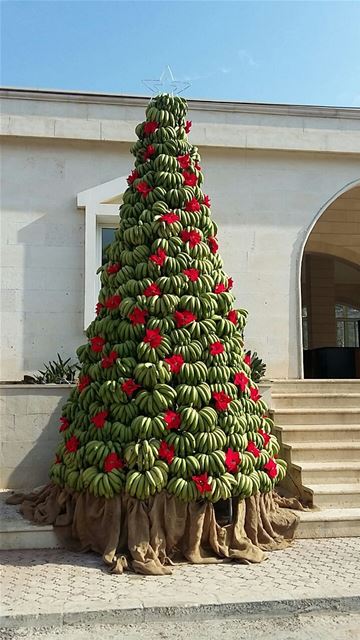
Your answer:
1;538;359;628
1;614;360;640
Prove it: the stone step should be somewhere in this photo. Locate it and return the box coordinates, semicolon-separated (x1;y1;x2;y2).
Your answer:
270;379;360;394
1;494;359;549
272;392;360;410
295;507;360;539
274;408;360;425
300;461;360;484
0;491;61;551
309;483;360;509
289;441;360;464
274;424;360;444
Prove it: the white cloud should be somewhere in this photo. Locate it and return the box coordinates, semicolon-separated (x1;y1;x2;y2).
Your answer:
238;49;259;68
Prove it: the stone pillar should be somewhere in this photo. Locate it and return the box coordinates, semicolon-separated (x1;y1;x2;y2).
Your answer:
305;254;337;349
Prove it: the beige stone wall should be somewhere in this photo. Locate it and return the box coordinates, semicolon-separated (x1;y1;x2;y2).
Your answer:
1;91;360;380
0;385;73;489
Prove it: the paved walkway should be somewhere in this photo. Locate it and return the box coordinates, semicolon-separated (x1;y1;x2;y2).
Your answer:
1;537;360;630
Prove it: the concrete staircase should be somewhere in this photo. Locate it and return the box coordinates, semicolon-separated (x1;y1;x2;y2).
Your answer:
271;379;360;538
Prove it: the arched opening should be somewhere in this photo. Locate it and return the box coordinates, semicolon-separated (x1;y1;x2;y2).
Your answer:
300;184;360;378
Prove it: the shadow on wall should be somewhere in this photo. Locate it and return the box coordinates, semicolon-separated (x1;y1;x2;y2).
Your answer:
1;387;73;490
14;212;84;381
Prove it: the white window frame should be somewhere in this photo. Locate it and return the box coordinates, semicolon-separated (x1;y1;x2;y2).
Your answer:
77;176;127;329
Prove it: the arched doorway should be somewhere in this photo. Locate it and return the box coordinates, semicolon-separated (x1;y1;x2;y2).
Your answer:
301;184;360;378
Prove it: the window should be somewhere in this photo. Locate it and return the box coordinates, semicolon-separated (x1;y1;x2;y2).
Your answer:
335;304;360;348
100;227;117;265
302;305;309;350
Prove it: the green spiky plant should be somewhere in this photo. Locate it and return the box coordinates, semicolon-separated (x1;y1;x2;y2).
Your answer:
34;354;80;384
50;93;286;502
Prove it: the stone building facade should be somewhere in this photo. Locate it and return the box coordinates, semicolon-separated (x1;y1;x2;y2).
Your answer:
1;88;360;381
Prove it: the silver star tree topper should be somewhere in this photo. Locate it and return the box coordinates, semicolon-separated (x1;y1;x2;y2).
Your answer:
142;66;190;96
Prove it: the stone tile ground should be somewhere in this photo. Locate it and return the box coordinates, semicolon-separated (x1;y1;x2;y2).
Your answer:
1;538;359;630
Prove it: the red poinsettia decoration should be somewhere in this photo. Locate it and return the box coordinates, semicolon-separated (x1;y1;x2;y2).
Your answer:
143;283;161;297
194;161;202;171
180;229;201;247
177;153;191;169
214;283;227;294
174;310;197;328
143;121;159;135
59;416;70;432
77;375;91;392
136;181;152;197
105;294;121;310
160;212;180;224
227;310;237;325
185;120;192;134
55;454;62;464
246;441;260;458
184;197;201;213
95;302;104;316
244;352;251;366
143;144;155;161
209;341;224;356
258;429;271;446
225;448;241;473
107;263;121;275
264;458;278;479
65;435;79;453
143;328;163;348
127;169;139;185
91;410;108;429
250;387;261;402
227;277;234;290
158;440;175;464
234;371;249;392
207;236;218;253
164;410;181;430
183;268;199;282
90;336;105;352
164;354;184;373
101;351;118;369
192;472;211;494
129;307;148;325
150;247;167;266
202;194;211;207
182;171;198;187
212;391;232;411
104;452;124;473
121;379;140;397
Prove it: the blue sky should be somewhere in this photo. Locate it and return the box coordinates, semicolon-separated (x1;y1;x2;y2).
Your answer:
1;0;360;106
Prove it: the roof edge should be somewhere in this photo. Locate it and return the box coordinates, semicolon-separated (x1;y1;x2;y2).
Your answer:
1;87;359;120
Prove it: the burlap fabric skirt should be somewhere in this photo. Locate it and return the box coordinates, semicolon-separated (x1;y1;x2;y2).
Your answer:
7;486;301;575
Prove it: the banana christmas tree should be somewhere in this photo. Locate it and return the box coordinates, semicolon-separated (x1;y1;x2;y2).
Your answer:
51;93;286;507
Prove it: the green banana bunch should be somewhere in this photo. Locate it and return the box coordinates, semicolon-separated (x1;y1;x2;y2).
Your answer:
169;454;200;479
167;476;200;501
175;362;208;385
125;460;168;499
165;431;196;457
233;473;254;498
194;428;227;453
131;415;166;439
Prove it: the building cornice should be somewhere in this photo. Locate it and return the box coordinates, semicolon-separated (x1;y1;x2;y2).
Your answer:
1;87;360;155
1;86;360;120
